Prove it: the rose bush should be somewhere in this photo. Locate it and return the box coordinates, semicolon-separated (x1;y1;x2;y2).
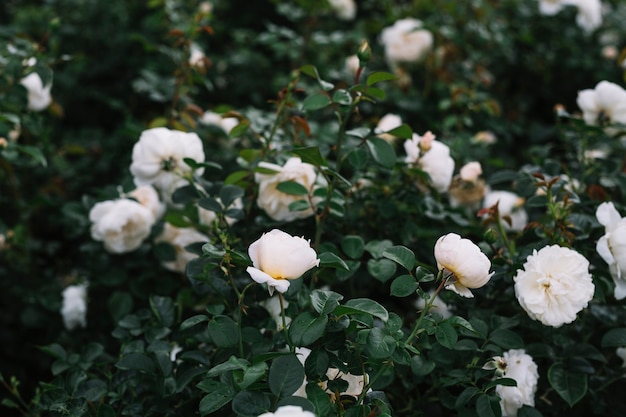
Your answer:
2;1;626;417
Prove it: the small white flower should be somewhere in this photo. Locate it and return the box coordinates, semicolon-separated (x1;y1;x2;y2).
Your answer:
375;113;403;143
89;199;155;254
595;202;626;299
128;185;166;220
20;72;52;112
539;0;566;15
514;245;595;327
434;233;493;298
494;349;539;417
200;111;239;135
130;127;205;193
345;54;360;76
567;0;603;33
61;283;88;331
471;130;497;145
328;0;356;20
155;223;209;273
246;229;319;295
189;43;207;69
380;18;433;68
483;190;528;233
576;81;626;134
405;132;455;193
255;157;318;222
257;405;316;417
459;161;482;183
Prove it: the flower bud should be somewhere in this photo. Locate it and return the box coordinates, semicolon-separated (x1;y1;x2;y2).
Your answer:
357;40;371;66
483;228;498;244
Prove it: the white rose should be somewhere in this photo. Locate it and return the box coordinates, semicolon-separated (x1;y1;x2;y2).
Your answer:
483;190;528;233
200;111;239;135
61;283;88;331
380;18;433;68
459;161;482;183
595;202;626;299
130;127;205;193
198;196;243;227
155;223;209;273
246;229;319;295
405;132;455;193
328;0;356;20
539;0;565;15
257;405;316;417
255;157;318;222
20;72;52;112
514;245;595;327
434;233;493;298
345;54;360;77
375;113;403;143
494;349;539;417
576;81;626;134
568;0;602;33
89;199;155;254
128;185;166;220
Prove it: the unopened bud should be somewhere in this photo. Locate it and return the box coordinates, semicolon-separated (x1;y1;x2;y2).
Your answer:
483;228;498;244
357;40;371;66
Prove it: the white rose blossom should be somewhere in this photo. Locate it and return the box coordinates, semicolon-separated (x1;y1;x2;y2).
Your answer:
257;405;316;417
576;81;626;134
20;72;52;112
514;245;595;327
130;127;205;193
380;18;434;69
345;54;360;77
375;113;403;143
483;190;528;233
404;132;455;194
434;233;493;298
128;185;166;220
328;0;356;21
595;202;626;299
89;199;155;254
493;349;539;417
61;283;88;331
459;161;482;183
155;223;209;273
200;111;239;135
539;0;566;15
246;229;319;295
255;157;318;222
568;0;602;33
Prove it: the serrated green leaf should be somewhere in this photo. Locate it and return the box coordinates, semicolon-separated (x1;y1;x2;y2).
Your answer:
341;235;365;259
292;146;327;166
548;364;588;407
367;258;397;283
302;93;331;111
310;289;344;315
336;298;389;322
475;394;498;417
289;312;328;346
116;353;155;374
269;355;305;397
382;245;415;271
390;274;418;297
366;71;398;86
318;252;349;270
198;381;236;416
180;315;209;331
435;321;458;349
385;124;413;139
366;137;396;169
208;316;239;347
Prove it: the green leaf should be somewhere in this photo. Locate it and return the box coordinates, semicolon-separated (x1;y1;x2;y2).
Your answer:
517;406;544;417
365;87;386;100
335;298;389;322
116;353;155;374
276;181;309;196
385;124;413;139
341;235;365;259
150;295;175;327
346;127;371;138
455;387;480;408
366;71;398;86
199;381;236;416
367;258;397;283
365;328;396;359
276;396;316;413
306;383;334;417
390;274;418;297
269;355;305;397
225;170;250;185
332;89;352;105
229;121;249;138
475;394;498;417
483;377;518;391
292;146;327;166
17;144;47;167
318;252;349;270
548;364;588;407
299;64;334;91
288;200;311;212
525;195;549;208
220;185;244;208
601;328;626;347
180;315;209;331
302;93;331;111
435;321;458;349
97;405;116;417
208;316;239;347
206;356;249;378
38;343;67;360
415;266;435;282
237;362;268;390
382;245;415;271
108;291;134;322
410;355;436;376
199;197;223;213
366;137;396;169
231;391;271;417
310;289;344;315
489;329;524;349
289;312;328;346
